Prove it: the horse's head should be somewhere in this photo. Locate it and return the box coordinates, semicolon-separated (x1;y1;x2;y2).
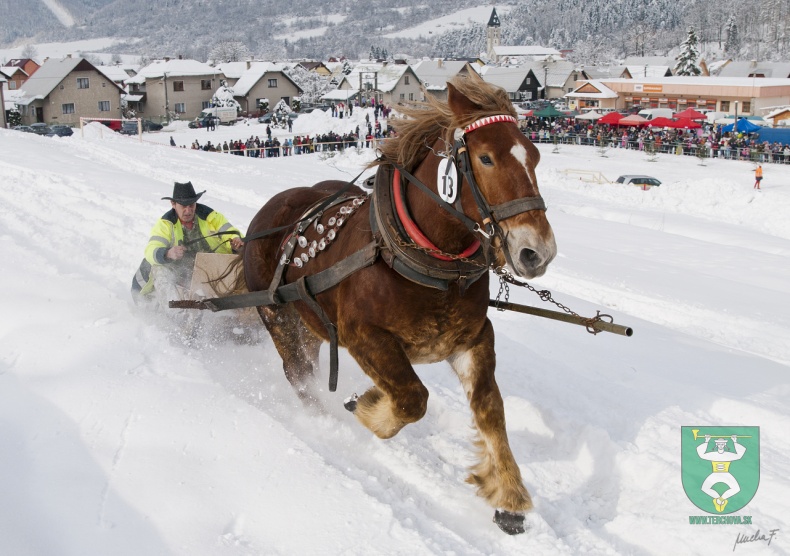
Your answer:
447;82;557;279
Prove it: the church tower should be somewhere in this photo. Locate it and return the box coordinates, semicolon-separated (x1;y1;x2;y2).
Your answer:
486;7;501;61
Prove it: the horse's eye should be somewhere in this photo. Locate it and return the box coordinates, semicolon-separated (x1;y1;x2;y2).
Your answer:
479;155;493;166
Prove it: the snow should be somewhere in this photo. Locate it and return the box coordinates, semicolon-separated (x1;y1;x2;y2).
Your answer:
1;106;789;555
384;5;512;40
0;39;142;66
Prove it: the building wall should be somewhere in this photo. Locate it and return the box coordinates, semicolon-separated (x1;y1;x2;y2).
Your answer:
241;73;301;114
22;68;123;125
385;72;423;106
143;74;219;120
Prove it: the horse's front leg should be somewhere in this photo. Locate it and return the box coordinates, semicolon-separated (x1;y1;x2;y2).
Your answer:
345;327;429;439
448;318;532;535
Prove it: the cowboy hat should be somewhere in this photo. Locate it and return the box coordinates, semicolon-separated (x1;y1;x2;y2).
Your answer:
162;181;205;204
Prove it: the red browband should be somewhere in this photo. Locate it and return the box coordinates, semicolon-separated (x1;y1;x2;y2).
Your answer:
463;114;518;134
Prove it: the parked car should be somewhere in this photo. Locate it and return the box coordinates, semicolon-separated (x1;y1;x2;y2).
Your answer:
188;116;212;129
29;123;53;135
101;120;123;132
48;125;74;137
119;121;140;135
616;175;662;189
141;119;163;132
13;125;35;133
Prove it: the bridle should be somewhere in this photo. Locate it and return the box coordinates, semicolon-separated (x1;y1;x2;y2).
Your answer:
393;114;547;268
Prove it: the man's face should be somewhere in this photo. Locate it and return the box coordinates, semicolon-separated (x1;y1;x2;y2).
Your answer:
172;201;196;223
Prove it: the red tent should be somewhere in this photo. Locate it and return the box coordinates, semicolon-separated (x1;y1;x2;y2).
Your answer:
669;118;702;129
647;117;675;127
617;114;648;126
673;107;707;120
597;111;623;125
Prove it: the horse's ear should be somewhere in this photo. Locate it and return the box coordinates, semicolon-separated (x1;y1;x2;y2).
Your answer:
447;82;481;117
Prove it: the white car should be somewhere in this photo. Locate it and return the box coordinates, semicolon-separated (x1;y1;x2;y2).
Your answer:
615;175;662;189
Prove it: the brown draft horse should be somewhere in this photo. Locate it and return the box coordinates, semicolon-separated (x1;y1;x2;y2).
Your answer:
241;76;556;534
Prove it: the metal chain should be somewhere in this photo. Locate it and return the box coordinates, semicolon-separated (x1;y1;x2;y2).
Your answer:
393;237;609;334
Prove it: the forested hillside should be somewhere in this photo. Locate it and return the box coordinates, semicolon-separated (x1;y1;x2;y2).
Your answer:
3;0;790;63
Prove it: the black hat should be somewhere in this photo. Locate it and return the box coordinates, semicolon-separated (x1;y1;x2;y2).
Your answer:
162;181;205;204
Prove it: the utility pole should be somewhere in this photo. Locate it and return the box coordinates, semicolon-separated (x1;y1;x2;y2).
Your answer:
163;72;170;123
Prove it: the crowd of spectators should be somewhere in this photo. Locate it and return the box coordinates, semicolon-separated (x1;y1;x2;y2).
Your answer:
519;116;790;163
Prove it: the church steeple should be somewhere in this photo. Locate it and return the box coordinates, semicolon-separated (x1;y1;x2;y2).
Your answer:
488;7;501;27
486;7;502;61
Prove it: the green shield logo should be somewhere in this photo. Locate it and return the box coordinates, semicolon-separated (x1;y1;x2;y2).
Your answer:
681;426;760;514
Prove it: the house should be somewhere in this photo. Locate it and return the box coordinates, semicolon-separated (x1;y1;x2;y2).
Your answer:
717;61;790;79
325;62;423;107
0;65;29;91
492;46;563;66
582;66;632;80
125;58;222;121
297;61;332;76
564;80;620;111
521;59;583;100
15;56;126;125
215;61;302;115
479;66;541;102
411;59;478;100
5;58;39;80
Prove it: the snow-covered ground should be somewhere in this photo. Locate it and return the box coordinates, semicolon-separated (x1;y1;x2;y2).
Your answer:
0;38;141;66
383;5;512;40
1;107;789;555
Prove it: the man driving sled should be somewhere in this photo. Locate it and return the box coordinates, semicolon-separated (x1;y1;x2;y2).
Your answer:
131;181;243;310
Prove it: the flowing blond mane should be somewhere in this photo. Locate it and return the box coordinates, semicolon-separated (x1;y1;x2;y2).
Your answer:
373;75;517;172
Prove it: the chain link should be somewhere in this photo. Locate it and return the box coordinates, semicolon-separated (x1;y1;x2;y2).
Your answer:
392;237;609;334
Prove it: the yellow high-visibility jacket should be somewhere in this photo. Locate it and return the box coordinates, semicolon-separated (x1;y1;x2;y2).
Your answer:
132;204;241;295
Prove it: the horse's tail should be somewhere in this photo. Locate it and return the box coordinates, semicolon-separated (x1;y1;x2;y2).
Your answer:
207;254;248;296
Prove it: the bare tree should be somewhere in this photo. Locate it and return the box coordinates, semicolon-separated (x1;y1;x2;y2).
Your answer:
20;44;38;60
208;40;251;63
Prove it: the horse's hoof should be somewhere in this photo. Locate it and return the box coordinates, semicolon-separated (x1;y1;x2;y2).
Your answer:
343;394;358;413
493;509;526;535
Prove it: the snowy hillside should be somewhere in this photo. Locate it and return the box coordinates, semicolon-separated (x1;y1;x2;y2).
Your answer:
0;109;788;555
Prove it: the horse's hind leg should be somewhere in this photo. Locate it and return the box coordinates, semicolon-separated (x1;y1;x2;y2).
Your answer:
346;327;429;439
258;303;321;402
448;319;532;534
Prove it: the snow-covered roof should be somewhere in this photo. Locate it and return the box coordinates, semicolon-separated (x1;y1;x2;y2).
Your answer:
126;59;221;84
123;93;143;102
96;65;132;84
215;62;295;96
493;45;562;58
16;57;103;104
599;76;790;88
1;66;28;78
625;65;672;78
583;66;630;79
565;80;619;99
479;66;533;92
339;62;415;93
321;89;358;101
411;60;474;91
717;61;790;79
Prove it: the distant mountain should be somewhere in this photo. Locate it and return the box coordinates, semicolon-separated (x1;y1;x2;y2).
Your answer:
2;0;788;64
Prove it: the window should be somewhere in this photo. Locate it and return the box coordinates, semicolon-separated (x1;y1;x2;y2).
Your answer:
399;93;405;100
408;93;414;101
202;101;211;109
77;77;89;89
720;101;730;112
741;101;751;113
173;81;184;92
98;101;110;112
9;81;16;89
201;79;212;90
62;103;75;114
268;78;278;88
405;75;410;85
174;103;186;114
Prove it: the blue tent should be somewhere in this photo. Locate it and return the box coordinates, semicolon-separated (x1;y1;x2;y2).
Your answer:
754;126;790;144
721;118;762;133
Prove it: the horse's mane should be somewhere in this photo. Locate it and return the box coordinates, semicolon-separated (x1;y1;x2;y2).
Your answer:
372;75;516;172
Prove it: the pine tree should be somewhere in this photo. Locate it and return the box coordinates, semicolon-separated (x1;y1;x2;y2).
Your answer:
674;26;701;76
725;15;740;57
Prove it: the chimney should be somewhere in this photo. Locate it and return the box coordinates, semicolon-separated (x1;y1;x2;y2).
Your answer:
246;60;251;70
178;54;183;60
66;54;72;58
437;59;443;68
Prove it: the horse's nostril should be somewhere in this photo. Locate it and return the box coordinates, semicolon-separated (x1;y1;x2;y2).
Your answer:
519;248;540;268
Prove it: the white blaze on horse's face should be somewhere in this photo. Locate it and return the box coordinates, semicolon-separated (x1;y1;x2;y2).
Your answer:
498;139;557;279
